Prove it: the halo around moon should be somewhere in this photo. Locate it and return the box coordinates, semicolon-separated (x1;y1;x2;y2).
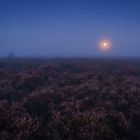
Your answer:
98;39;112;52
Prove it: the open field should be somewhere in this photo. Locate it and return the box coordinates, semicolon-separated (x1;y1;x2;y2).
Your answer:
0;58;140;140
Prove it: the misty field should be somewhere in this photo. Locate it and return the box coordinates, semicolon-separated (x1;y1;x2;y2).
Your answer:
0;58;140;140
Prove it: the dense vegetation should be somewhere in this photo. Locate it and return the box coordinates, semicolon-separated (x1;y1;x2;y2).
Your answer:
0;58;140;140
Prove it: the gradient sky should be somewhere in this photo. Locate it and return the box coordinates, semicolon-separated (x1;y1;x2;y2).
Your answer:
0;0;140;57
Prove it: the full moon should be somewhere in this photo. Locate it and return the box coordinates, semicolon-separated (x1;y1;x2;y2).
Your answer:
99;39;112;51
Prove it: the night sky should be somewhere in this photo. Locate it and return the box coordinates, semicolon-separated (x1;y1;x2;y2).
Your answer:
0;0;140;57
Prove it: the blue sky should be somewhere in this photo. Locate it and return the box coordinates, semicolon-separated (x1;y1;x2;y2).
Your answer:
0;0;140;57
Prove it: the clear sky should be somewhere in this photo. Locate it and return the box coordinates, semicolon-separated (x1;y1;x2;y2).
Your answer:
0;0;140;57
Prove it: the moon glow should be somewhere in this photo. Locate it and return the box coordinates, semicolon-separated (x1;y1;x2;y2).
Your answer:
99;39;112;51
